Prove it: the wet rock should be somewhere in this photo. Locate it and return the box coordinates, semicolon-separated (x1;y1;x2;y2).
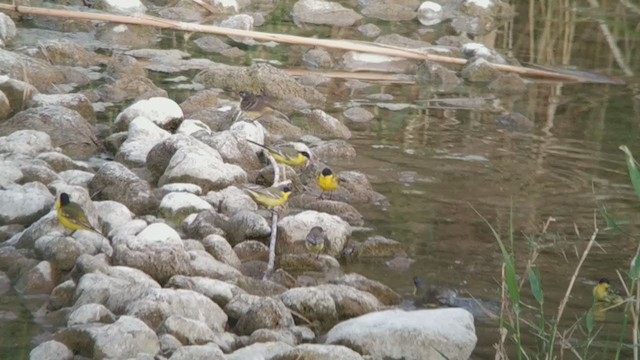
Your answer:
330;273;401;305
303;48;334;69
159;315;216;345
273;344;363;360
277;210;351;256
56;316;159;359
279;286;337;330
325;308;476;360
343;106;374;130
169;344;225;360
460;57;501;82
335;171;387;205
385;255;415;272
15;260;57;295
375;33;431;49
462;42;508;64
96;75;168;103
0;49;65;91
358;235;406;257
194;35;232;54
292;0;363;27
105;53;147;80
226;341;292;360
0;12;16;47
357;23;381;37
114;97;184;132
188;249;243;280
495;112;534;131
38;40;98;67
89;161;159;215
220;14;254;42
233;240;269;262
302;109;351;140
34;233;88;271
202;234;242;269
48;279;75;310
342;51;417;73
194;63;325;107
234;297;295;335
488;73;527;93
417;1;444;25
94;200;134;234
29;340;73;360
126;287;228;332
0;76;38;115
159;144;247;192
225;210;271;245
416;61;463;88
0;182;55;225
205;185;258;216
159;192;213;225
279;253;340;272
179;89;220;116
361;3;416;21
309;139;357;161
0;106;99;158
165;275;244;308
112;223;190;283
67;303;116;326
116;117;171;167
295;198;364;226
96;23;158;48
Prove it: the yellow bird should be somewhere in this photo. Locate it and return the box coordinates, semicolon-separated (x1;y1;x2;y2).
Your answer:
305;226;326;259
244;184;292;210
592;278;624;306
239;91;290;122
317;167;339;199
246;139;311;168
56;192;101;235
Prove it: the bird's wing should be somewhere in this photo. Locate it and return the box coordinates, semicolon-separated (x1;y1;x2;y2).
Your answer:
61;204;94;229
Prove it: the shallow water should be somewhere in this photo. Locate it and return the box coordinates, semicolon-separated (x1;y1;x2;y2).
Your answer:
2;0;640;358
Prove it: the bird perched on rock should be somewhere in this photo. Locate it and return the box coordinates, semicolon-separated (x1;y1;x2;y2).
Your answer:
243;184;292;210
246;139;312;168
317;167;339;199
593;278;624;306
305;226;327;259
56;192;101;235
239;91;290;121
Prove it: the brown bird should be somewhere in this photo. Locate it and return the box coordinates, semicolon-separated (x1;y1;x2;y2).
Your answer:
239;91;289;121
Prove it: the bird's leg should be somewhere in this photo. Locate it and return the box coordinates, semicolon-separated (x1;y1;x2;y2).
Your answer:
318;191;324;200
281;165;287;181
315;253;320;260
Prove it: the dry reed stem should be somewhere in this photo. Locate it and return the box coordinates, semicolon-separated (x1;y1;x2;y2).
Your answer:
263;152;279;280
585;0;634;76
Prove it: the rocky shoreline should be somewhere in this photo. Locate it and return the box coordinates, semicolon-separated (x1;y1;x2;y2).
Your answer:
0;0;521;359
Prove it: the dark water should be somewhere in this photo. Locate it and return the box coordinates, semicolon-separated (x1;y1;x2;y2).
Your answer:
3;0;640;358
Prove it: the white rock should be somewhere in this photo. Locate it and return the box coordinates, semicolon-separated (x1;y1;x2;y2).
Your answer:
325;308;477;360
134;222;182;248
160;315;216;345
114;97;183;131
0;13;16;47
204;185;256;215
417;1;444;26
342;51;415;73
229;119;265;145
96;0;147;15
67;303;116;326
277;344;363;359
165;275;244;307
0;182;55;225
93;200;134;234
29;340;73;360
225;341;292;360
169;343;224;360
467;0;493;8
160;183;203;195
0;130;52;156
277;210;351;256
116;116;171;167
176;119;211;136
90;316;159;358
57;169;94;188
292;0;363;27
159;192;213;223
0;161;22;188
213;0;239;11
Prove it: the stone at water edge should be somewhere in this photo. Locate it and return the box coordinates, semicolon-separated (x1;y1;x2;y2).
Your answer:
417;1;445;26
291;0;363;27
271;343;364;360
225;341;292;360
325;308;477;360
115;116;171;167
113;97;184;132
29;340;73;360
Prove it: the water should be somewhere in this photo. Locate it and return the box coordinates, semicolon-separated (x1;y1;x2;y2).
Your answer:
3;0;640;358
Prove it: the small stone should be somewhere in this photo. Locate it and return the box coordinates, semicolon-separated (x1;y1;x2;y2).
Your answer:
417;1;444;26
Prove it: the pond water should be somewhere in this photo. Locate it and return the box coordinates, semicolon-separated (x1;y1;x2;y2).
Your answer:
2;0;640;359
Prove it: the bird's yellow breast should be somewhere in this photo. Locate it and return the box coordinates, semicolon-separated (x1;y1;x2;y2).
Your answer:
318;175;339;192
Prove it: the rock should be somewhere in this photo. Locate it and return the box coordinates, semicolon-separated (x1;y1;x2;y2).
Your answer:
179;89;220;116
204;185;257;216
159;315;216;345
495;112;534;131
292;0;363;27
277;210;351;256
488;73;527;93
57;316;159;359
0;106;99;158
158;145;247;193
67;303;116;326
193;130;263;170
114;97;184;132
0;182;55;225
358;235;406;257
126;288;228;332
460;57;501;82
302;109;351;140
417;1;444;25
115;117;171;167
325;308;477;360
93;200;134;234
112;223;190;283
15;260;57;295
0;224;22;243
224;292;262;322
416;61;462;88
38;40;98;68
294;197;364;226
330;273;401;305
342;51;417;73
226;341;292;360
357;23;381;37
89;161;159;215
0;76;38;115
250;328;298;346
234;276;288;297
332;171;387;205
361;3;416;21
0;49;65;91
176;119;211;136
146;134;207;181
309;140;357;161
233;240;269;262
35;151;87;173
462;42;508;64
29;340;73;360
0;12;16;47
234;297;295;335
202;234;242;269
194;36;231;54
273;344;363;360
159;183;203;196
225;210;271;245
158;333;182;357
96;75;167;103
95;0;147;15
385;255;415;272
303;48;334;69
182;209;226;239
219;14;254;42
96;22;159;47
188;250;243;280
165;275;244;308
34;233;89;271
255;115;304;142
57;169;94;188
168;344;224;360
342;107;373;131
159;192;213;225
0;90;9;120
280;286;338;330
48;279;76;310
19;162;59;185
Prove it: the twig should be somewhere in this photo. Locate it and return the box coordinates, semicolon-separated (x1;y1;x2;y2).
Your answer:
585;0;634;76
263;153;280;280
